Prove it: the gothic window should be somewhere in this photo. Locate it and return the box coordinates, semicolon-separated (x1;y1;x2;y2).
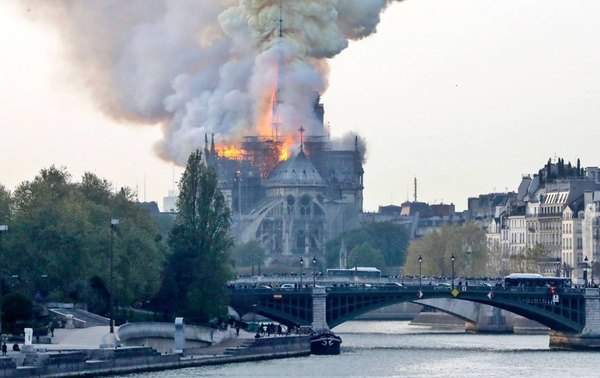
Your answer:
300;194;311;216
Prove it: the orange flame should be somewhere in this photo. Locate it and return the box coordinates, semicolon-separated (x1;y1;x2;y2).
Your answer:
215;144;242;159
279;135;293;161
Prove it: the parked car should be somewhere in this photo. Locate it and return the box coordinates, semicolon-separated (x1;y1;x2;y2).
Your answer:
280;283;295;290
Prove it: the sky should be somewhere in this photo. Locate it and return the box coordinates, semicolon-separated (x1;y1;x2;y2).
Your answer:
1;0;600;212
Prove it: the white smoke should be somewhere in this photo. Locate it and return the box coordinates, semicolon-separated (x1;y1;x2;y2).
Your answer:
18;0;401;164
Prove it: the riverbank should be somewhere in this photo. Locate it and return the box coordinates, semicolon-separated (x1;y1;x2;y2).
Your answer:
0;327;311;377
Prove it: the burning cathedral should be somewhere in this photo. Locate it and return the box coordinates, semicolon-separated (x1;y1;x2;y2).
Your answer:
36;1;391;262
204;99;364;260
184;2;377;263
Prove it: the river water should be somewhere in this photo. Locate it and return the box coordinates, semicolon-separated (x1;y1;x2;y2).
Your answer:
124;321;598;377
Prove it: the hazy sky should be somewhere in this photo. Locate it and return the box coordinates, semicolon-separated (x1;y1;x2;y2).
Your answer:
1;0;600;212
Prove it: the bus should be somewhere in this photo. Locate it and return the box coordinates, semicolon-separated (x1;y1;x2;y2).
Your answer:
325;267;382;279
504;273;572;289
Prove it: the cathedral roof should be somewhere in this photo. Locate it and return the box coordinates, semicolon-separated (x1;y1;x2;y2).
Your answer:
266;149;324;188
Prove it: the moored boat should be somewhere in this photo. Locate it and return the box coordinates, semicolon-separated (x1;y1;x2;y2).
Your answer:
309;331;342;355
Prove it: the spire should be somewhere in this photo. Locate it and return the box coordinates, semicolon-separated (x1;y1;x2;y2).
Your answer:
299;126;305;152
211;133;215;157
414;176;418;202
279;0;283;38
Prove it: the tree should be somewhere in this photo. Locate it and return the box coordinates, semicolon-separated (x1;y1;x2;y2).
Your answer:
0;185;10;224
510;243;548;273
1;292;33;334
231;240;265;275
2;167;165;317
325;222;409;268
158;150;233;323
347;243;386;269
404;223;489;278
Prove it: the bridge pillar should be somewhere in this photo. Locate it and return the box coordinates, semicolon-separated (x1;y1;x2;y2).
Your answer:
465;304;511;334
311;287;329;332
550;288;600;349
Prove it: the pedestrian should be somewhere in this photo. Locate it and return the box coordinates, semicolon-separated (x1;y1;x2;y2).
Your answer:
50;323;55;337
2;343;7;356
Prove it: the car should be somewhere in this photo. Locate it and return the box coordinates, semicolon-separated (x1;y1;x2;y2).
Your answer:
382;282;404;289
280;283;295;290
434;283;452;290
257;285;272;290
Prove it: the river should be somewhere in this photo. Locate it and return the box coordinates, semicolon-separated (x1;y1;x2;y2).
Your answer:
123;321;598;377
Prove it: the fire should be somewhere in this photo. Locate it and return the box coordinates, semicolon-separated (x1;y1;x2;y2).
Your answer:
279;148;289;161
215;144;242;159
279;135;293;161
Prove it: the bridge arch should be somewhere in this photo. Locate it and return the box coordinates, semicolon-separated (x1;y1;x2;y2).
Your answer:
229;286;586;333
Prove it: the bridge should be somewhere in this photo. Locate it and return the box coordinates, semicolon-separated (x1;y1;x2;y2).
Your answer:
228;283;600;349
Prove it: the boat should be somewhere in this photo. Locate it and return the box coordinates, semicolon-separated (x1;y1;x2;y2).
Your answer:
309;331;342;355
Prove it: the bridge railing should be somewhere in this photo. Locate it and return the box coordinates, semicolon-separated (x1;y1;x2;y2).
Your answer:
228;283;588;295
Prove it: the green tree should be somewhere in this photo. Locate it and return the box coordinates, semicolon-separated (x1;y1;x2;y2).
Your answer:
231;240;265;274
3;167;165;317
347;243;386;269
404;223;489;277
325;222;409;268
158;150;233;323
510;243;548;273
1;292;33;334
0;184;11;224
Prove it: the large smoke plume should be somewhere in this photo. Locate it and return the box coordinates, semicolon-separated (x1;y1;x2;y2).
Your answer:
20;0;401;164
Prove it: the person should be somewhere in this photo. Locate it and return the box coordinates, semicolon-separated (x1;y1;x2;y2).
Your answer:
50;323;55;337
2;343;7;356
12;344;19;352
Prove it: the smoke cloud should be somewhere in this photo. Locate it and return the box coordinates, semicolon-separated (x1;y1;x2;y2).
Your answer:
19;0;401;164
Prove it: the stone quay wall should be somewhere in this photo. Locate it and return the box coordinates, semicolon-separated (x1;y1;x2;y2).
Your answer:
0;336;311;377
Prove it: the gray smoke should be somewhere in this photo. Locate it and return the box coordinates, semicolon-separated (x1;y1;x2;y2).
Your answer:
18;0;401;164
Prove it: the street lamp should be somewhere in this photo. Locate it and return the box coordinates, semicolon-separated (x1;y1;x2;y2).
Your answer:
465;246;473;277
418;255;423;288
451;254;455;290
592;260;595;287
110;219;119;334
584;256;589;287
312;256;317;287
0;225;8;337
299;257;304;288
556;257;561;277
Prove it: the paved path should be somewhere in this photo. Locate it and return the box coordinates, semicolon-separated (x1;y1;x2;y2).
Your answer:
44;326;114;350
30;326;256;351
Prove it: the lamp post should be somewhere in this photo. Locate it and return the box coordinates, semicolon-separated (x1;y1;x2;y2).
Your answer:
556;256;561;277
466;246;473;277
584;256;589;287
592;260;595;287
299;257;304;288
312;256;317;287
451;254;455;290
110;219;119;334
0;225;8;337
418;255;423;289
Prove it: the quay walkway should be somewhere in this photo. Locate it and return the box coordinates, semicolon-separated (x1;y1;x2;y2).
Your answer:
0;324;310;377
